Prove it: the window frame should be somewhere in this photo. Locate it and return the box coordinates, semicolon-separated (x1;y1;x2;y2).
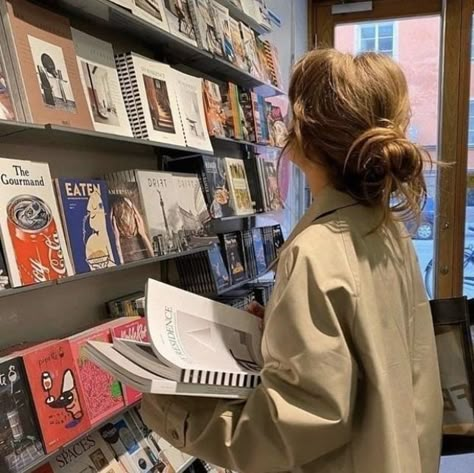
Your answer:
356;20;398;58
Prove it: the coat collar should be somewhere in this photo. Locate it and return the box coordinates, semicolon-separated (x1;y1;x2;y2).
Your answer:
270;187;358;270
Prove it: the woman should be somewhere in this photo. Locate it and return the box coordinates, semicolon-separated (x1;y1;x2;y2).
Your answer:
142;49;443;473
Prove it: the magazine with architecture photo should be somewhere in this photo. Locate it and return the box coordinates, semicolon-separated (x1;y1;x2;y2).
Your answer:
84;278;263;398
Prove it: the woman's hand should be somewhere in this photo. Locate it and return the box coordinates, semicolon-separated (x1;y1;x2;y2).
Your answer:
247;301;265;319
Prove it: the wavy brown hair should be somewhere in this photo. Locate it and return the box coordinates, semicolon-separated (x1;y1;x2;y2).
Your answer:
287;48;431;224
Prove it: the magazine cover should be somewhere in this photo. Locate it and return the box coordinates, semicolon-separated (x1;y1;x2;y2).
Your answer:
56;178;121;274
0;357;44;473
255;36;272;84
132;54;186;146
105;170;154;263
228;18;247;70
44;431;126;473
203;80;226;138
0;158;74;287
251;92;269;144
188;0;223;56
263;40;283;89
239;90;256;143
224;157;254;215
131;0;169;31
163;0;197;45
203;156;234;218
262;160;283;211
228;83;243;139
212;2;235;64
0;44;19;120
2;0;93;128
208;243;230;291
240;23;264;80
111;318;148;405
251;227;267;274
173;172;217;248
221;233;246;284
22;341;91;453
69;327;125;426
135;170;186;256
100;415;160;473
72;29;133;137
174;71;213;152
265;95;289;148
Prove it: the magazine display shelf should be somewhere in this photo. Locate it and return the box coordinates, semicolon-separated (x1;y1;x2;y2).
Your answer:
215;0;272;35
0;246;211;300
211;135;283;152
54;0;284;98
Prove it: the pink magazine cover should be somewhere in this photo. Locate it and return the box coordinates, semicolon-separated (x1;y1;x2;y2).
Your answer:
110;317;148;405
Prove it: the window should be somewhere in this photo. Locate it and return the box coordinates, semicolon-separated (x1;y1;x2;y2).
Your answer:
469;100;474;146
358;22;395;56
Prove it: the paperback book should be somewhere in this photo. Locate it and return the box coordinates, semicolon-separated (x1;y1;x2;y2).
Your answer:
85;279;263;398
203;80;226;138
174;71;213;152
55;178;121;274
228;18;247;70
221;232;247;284
265;95;289;148
251;91;270;144
240;23;264;81
37;431;125;473
163;0;197;45
224;157;254;215
105;170;154;263
115;53;185;146
251;227;267;274
239;90;257;143
262;159;283;211
0;0;93;128
0;158;74;287
188;0;223;56
106;292;145;318
131;0;169;31
213;1;235;63
0;245;11;290
0;356;44;473
72;29;133;137
0;42;22;120
22;341;91;453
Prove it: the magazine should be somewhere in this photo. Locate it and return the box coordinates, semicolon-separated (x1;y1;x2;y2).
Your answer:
85;279;263;398
224;157;254;215
131;0;169;31
163;0;197;45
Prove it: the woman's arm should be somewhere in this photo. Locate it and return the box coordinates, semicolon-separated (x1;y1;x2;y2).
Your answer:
142;234;359;473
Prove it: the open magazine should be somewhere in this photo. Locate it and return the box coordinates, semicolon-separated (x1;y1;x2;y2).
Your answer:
85;279;263;398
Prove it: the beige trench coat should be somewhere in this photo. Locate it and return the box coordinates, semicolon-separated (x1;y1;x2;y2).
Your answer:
142;187;443;473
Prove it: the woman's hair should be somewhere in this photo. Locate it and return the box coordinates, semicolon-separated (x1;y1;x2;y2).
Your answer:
287;48;431;224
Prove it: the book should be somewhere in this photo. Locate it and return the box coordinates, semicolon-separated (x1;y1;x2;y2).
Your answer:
173;172;217;248
173;71;213;153
115;53;186;146
224;157;254;215
207;243;231;291
228;83;243;139
68;325;125;426
228;18;247;70
71;29;133;137
263;40;283;89
105;170;154;263
244;157;265;213
251;91;269;144
163;0;197;45
265;95;289;148
212;2;235;64
272;224;285;255
111;318;148;405
37;431;125;473
134;170;186;256
240;23;263;80
188;0;223;56
203;80;226;138
0;0;93;128
239;90;256;143
99;412;163;472
131;0;169;31
0;356;44;473
0;245;11;289
255;36;272;84
262;159;283;211
0;158;74;287
55;178;121;274
251;227;267;274
85;278;262;397
166;155;235;218
0;40;22;120
22;341;91;453
106;292;145;318
221;232;247;284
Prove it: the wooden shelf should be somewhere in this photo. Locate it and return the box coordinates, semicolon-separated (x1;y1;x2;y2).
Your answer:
54;0;284;98
0;246;211;299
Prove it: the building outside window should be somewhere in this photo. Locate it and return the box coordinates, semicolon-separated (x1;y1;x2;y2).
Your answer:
357;22;395;56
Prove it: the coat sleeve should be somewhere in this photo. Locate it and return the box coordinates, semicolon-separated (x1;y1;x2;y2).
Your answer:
142;237;359;473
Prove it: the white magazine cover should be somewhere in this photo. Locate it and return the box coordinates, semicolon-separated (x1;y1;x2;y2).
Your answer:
224;157;254;215
131;54;186;146
0;158;74;287
131;0;169;31
146;278;263;372
173;71;213;153
135;170;186;256
47;431;126;473
72;29;133;137
163;0;198;46
109;0;133;9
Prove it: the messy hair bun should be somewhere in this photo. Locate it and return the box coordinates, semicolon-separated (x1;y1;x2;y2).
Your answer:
288;48;431;223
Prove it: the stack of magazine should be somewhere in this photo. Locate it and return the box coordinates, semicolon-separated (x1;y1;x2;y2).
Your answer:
85;278;263;398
